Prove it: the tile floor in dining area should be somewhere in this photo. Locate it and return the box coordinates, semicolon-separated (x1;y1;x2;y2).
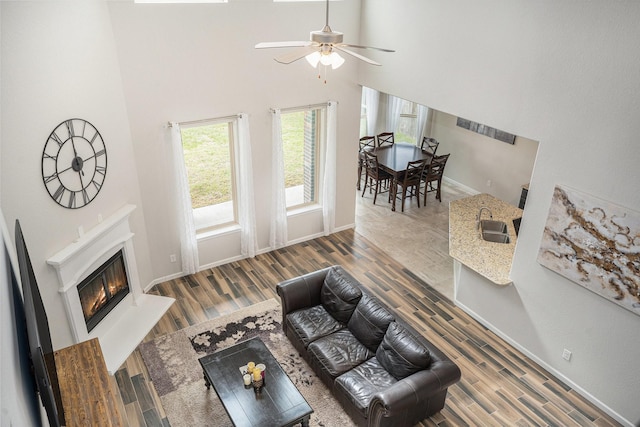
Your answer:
355;179;475;301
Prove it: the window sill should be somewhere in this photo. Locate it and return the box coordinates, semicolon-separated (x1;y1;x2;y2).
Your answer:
196;223;241;241
287;204;322;217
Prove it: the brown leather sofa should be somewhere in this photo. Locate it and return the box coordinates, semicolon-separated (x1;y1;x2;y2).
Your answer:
276;265;461;427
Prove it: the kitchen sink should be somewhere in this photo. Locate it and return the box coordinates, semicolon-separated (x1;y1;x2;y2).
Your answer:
478;219;510;243
479;220;508;234
481;231;511;244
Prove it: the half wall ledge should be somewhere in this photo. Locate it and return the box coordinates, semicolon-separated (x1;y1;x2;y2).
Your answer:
449;193;522;286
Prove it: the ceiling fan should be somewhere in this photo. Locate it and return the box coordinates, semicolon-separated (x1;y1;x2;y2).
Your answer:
255;0;394;72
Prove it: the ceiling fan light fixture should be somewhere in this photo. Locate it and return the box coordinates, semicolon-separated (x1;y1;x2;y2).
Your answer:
305;51;321;68
328;52;345;69
306;50;344;70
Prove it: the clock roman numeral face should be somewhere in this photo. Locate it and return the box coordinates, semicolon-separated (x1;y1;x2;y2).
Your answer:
65;119;75;138
49;131;65;147
41;118;108;209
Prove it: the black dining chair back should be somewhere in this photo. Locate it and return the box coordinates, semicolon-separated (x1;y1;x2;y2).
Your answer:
422;153;450;204
394;158;429;212
357;136;376;190
376;132;395;148
361;151;391;205
360;135;376;152
420;137;439;157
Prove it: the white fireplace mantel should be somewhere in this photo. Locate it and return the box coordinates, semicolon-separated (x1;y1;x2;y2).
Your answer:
47;204;174;374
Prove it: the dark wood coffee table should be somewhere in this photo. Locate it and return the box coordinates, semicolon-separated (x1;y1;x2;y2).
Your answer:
198;336;313;427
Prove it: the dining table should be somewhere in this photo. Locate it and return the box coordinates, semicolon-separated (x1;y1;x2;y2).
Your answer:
373;142;432;211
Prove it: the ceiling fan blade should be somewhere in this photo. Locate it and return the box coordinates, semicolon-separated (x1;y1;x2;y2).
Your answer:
338;43;395;53
333;46;382;66
255;41;312;49
274;46;320;64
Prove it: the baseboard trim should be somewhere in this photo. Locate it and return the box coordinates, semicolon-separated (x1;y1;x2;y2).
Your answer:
146;225;356;291
443;176;480;195
453;299;633;427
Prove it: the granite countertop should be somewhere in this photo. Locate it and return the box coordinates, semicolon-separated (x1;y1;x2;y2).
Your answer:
449;193;523;285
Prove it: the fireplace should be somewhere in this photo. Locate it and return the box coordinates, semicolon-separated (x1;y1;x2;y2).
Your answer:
47;204;174;374
78;250;130;333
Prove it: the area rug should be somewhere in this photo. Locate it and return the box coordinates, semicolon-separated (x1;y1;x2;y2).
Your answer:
139;299;354;427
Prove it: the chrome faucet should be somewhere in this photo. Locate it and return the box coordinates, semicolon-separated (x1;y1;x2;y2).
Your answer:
476;207;493;229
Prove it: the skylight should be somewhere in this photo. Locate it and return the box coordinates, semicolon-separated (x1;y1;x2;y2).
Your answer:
134;0;227;3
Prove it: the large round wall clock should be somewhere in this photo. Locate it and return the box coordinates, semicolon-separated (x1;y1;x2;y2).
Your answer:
41;118;108;209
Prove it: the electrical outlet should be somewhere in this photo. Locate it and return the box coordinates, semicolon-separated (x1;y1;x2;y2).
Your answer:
562;349;572;361
170;254;177;263
486;179;492;187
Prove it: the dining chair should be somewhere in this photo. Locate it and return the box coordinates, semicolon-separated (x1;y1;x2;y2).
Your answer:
422;153;450;204
357;136;376;190
361;151;391;205
376;132;395;148
393;158;429;212
420;137;439;157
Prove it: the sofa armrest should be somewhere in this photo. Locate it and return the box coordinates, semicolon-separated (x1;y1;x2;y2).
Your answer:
369;359;461;416
276;267;332;319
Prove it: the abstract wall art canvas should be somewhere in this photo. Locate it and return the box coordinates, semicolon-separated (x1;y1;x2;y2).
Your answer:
538;185;640;316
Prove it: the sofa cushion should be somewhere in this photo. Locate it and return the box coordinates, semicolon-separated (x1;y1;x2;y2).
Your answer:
334;358;397;417
286;305;345;349
376;322;431;380
308;329;374;378
320;267;362;324
347;294;395;353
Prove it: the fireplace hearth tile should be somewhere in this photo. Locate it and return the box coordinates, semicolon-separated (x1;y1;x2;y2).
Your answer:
99;294;174;375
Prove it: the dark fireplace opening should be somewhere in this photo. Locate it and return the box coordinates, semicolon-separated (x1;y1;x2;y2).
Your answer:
77;250;130;333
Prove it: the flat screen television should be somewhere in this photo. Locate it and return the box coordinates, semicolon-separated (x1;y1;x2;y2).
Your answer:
14;219;63;427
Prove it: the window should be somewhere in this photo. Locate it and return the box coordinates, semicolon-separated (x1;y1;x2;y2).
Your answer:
397;99;419;145
180;120;237;231
281;107;324;209
360;100;368;137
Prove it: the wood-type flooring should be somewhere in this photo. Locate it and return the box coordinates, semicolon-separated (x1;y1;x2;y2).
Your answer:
111;228;621;426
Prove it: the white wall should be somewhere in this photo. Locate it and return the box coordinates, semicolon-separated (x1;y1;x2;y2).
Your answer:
107;1;362;281
359;0;640;424
1;0;363;350
0;1;152;349
430;110;538;206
